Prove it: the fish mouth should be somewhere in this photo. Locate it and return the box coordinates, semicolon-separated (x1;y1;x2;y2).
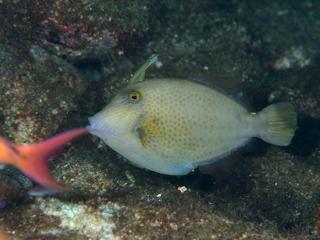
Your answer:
87;109;119;137
87;115;107;135
85;123;119;143
85;125;101;134
85;124;107;139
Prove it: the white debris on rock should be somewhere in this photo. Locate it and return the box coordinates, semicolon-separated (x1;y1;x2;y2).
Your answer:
273;46;311;70
177;186;187;193
37;198;122;240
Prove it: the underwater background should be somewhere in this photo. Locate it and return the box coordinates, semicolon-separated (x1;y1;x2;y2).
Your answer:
0;0;319;239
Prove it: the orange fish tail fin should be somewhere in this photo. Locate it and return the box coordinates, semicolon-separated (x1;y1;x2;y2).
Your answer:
20;128;88;159
15;155;67;190
14;128;88;190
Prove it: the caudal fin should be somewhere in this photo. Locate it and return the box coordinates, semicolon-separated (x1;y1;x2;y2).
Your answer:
13;128;88;190
257;102;297;146
15;155;66;190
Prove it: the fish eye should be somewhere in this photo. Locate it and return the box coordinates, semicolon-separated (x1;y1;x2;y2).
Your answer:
128;91;141;103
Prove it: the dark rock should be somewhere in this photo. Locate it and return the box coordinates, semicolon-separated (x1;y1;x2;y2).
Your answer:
0;44;86;143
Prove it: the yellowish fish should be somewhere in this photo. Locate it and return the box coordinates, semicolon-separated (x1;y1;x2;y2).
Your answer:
88;55;297;175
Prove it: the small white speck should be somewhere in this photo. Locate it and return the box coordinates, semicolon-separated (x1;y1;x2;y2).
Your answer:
51;109;58;115
203;66;209;70
155;61;163;68
178;186;187;193
156;193;162;198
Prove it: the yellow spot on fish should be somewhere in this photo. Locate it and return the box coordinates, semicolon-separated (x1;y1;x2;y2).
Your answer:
139;115;191;151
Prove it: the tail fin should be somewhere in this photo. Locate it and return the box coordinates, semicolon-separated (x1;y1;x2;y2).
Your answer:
15;155;66;190
13;128;87;190
256;103;297;146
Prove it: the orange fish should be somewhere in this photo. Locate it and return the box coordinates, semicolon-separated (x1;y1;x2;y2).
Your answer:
0;128;87;192
0;226;10;240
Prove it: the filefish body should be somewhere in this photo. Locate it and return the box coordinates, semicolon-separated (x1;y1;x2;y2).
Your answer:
88;78;297;175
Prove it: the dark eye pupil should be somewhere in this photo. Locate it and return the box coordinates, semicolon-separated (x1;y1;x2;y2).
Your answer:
132;95;137;100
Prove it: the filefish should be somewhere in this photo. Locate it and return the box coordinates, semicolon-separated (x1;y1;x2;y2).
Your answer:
88;55;297;175
0;128;87;191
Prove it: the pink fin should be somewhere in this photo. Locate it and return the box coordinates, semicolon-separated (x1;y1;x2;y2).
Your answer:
10;128;87;190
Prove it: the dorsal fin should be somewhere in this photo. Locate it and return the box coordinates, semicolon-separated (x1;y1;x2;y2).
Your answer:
129;54;158;84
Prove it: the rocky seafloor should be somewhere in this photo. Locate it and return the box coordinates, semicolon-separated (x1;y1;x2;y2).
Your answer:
0;0;320;239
